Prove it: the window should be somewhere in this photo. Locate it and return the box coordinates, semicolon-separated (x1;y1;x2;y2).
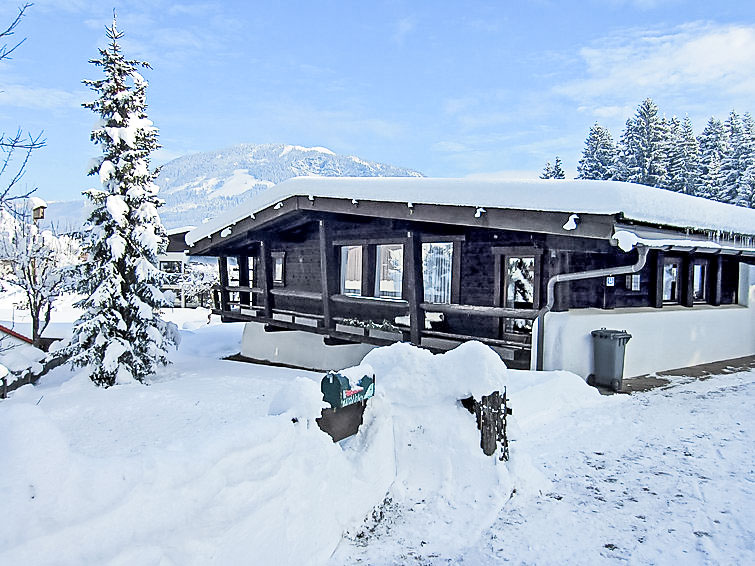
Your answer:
692;259;708;302
272;252;285;286
505;255;536;334
422;242;453;304
340;246;362;296
375;244;403;299
662;257;681;302
625;273;641;291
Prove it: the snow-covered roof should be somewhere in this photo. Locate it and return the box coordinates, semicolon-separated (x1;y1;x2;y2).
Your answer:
185;177;755;246
27;196;48;210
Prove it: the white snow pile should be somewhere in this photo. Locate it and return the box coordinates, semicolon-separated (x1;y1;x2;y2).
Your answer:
0;333;603;565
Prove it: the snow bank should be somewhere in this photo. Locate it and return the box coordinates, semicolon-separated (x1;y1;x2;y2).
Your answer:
0;334;604;565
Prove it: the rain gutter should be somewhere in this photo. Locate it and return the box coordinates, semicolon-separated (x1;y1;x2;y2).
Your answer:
534;245;650;371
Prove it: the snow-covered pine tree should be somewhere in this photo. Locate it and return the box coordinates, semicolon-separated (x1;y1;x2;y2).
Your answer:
552;157;565;179
719;111;755;207
696;117;728;200
665;116;699;194
740;114;755;208
540;157;564;179
63;17;177;386
577;123;617;180
540;161;554;179
615;98;669;187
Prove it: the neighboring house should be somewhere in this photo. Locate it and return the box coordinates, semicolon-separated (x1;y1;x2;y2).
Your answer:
158;226;194;307
185;177;755;376
0;324;45;396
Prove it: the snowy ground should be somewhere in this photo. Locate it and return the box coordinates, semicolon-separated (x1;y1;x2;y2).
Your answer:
1;298;753;565
330;370;755;565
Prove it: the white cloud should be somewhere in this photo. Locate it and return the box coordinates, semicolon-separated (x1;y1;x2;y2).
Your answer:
557;22;755;104
0;84;83;110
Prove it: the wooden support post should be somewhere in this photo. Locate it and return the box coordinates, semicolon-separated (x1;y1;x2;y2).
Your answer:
319;219;336;329
405;230;424;345
711;255;723;306
361;244;376;297
238;255;250;306
493;253;503;339
551;250;570;312
451;241;462;304
682;254;694;307
217;256;230;312
259;240;274;318
651;251;664;308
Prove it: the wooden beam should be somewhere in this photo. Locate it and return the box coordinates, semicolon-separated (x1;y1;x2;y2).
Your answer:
710;255;723;306
217;257;230;313
331;294;410;312
421;303;539;320
258;239;274;318
361;244;376;297
319;219;336;329
451;241;462;304
682;254;694;307
238;255;250;306
405;230;424;345
189;194;618;256
651;250;664;308
493;253;503;338
552;250;570;312
333;234;466;246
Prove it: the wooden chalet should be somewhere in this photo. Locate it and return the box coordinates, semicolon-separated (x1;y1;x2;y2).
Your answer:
186;177;755;375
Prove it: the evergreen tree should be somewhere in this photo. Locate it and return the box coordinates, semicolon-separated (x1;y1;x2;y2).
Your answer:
741;114;755;208
540;157;564;179
540;161;554;179
665;115;699;194
719;111;755;206
552;156;565;179
62;17;177;386
577;123;616;180
696;117;728;200
615;98;669;187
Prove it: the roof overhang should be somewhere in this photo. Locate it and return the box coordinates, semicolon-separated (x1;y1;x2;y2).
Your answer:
188;194;620;255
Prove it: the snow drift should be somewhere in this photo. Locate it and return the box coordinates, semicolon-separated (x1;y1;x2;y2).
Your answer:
0;329;603;565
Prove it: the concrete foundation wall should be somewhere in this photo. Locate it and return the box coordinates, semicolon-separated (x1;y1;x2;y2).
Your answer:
542;265;755;377
241;322;376;371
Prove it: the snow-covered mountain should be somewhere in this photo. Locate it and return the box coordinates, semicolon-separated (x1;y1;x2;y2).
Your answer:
45;144;422;231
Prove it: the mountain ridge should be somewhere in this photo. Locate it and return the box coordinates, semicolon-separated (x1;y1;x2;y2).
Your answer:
44;143;423;231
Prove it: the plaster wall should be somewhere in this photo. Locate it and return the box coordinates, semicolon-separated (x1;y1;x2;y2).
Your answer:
241;322;376;371
541;264;755;378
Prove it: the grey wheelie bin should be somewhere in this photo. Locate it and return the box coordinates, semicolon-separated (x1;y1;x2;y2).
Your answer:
588;328;632;392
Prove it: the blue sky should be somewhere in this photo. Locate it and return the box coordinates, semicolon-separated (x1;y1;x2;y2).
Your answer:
2;0;755;202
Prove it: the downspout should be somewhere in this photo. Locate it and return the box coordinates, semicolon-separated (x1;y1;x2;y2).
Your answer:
534;245;650;371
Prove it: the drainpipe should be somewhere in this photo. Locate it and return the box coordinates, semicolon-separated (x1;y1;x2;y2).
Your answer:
534;245;650;371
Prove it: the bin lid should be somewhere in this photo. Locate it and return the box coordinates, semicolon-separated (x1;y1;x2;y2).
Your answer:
591;328;632;340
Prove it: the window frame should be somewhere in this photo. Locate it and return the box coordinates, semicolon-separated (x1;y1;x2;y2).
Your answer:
271;251;286;287
374;243;404;300
492;246;542;342
421;241;454;305
661;255;682;304
339;245;363;296
691;258;709;303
